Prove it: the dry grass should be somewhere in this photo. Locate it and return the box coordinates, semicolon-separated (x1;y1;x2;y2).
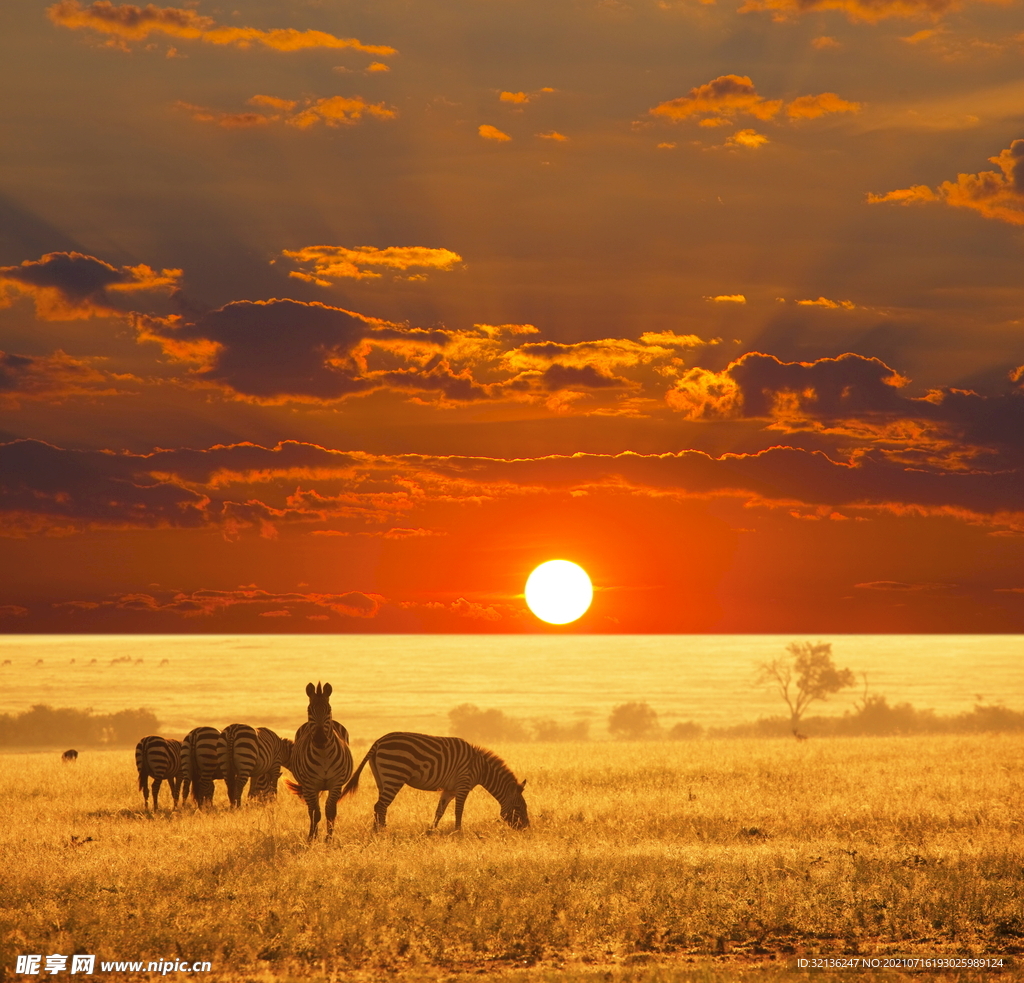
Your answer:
1;735;1022;982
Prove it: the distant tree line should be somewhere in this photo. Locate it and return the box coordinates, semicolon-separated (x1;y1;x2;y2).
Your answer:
0;705;160;747
448;704;589;743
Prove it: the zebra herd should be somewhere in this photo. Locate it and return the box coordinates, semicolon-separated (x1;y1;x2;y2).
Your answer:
135;682;529;840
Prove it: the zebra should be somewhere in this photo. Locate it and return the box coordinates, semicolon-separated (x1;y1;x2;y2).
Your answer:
217;723;259;808
181;726;222;808
135;736;182;811
285;682;353;841
340;732;529;832
61;749;78;763
248;728;293;801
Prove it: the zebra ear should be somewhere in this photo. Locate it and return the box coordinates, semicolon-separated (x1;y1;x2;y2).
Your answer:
306;683;315;698
518;779;527;791
323;682;333;698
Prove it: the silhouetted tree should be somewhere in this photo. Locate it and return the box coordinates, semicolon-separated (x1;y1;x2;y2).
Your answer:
608;701;659;739
448;703;529;742
756;641;855;735
532;718;590;741
667;721;704;740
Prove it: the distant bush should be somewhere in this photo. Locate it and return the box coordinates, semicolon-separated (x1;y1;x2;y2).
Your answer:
448;704;530;743
608;702;660;739
710;698;1024;739
532;718;590;742
0;705;160;747
667;721;704;740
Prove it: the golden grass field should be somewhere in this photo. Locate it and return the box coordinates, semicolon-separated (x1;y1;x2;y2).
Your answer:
2;735;1022;983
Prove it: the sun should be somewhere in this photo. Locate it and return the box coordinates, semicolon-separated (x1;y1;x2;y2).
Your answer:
524;559;593;625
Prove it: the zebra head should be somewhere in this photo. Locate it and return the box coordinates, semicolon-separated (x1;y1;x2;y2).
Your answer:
305;681;334;747
500;779;529;829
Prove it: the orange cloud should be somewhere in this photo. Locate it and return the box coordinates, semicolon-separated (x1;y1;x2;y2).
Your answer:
737;0;986;22
0;350;134;407
812;35;841;47
179;94;395;129
725;128;769;148
796;296;857;308
651;76;861;126
868;139;1024;225
500;91;529;103
537;131;569;141
0;252;180;320
705;294;746;303
785;92;862;118
47;1;396;54
651;75;783;122
287;96;396;128
282;245;462;283
479;124;512;141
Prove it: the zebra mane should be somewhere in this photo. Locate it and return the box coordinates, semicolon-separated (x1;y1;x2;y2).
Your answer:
470;743;518;782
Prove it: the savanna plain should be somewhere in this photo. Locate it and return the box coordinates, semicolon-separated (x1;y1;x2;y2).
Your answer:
2;735;1022;983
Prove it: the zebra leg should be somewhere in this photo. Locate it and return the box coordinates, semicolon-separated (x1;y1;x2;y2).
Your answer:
170;776;181;809
305;791;322;841
433;790;455;828
373;782;403;830
141;778;150;811
324;787;341;842
152;777;163;812
452;789;472;832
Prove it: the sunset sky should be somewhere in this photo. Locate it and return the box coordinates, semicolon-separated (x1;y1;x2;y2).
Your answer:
2;0;1023;633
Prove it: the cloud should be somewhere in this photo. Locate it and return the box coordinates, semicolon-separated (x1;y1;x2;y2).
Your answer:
725;128;769;148
282;245;462;283
811;35;841;47
651;75;783;122
853;580;955;590
541;363;630;390
666;351;1024;469
479;124;512;141
48;1;396;54
0;252;180;319
706;294;746;303
500;91;529;104
4;437;1023;545
651;76;862;126
537;131;569;141
179;95;396;129
135;298;474;404
737;0;987;23
785;93;862;119
0;350;134;407
796;296;857;308
868;139;1024;226
54;587;385;619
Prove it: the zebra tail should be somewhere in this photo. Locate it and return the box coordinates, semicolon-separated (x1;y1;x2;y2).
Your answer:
340;750;370;799
285;779;303;797
138;761;150;792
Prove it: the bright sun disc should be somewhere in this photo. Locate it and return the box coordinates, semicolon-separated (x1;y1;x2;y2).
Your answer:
524;560;593;625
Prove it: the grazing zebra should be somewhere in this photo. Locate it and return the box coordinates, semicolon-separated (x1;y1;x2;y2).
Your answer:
341;732;529;832
61;749;78;763
793;729;809;742
248;728;293;801
135;736;182;810
285;682;353;841
217;723;259;808
181;726;222;808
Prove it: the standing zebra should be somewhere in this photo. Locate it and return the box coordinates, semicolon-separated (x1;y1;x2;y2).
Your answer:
218;723;259;808
135;736;182;811
248;727;293;801
285;682;353;841
181;726;222;808
341;732;529;831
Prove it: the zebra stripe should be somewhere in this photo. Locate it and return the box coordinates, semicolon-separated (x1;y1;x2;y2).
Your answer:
135;735;182;811
285;682;353;841
341;732;529;831
248;727;292;801
218;723;259;808
182;726;222;808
